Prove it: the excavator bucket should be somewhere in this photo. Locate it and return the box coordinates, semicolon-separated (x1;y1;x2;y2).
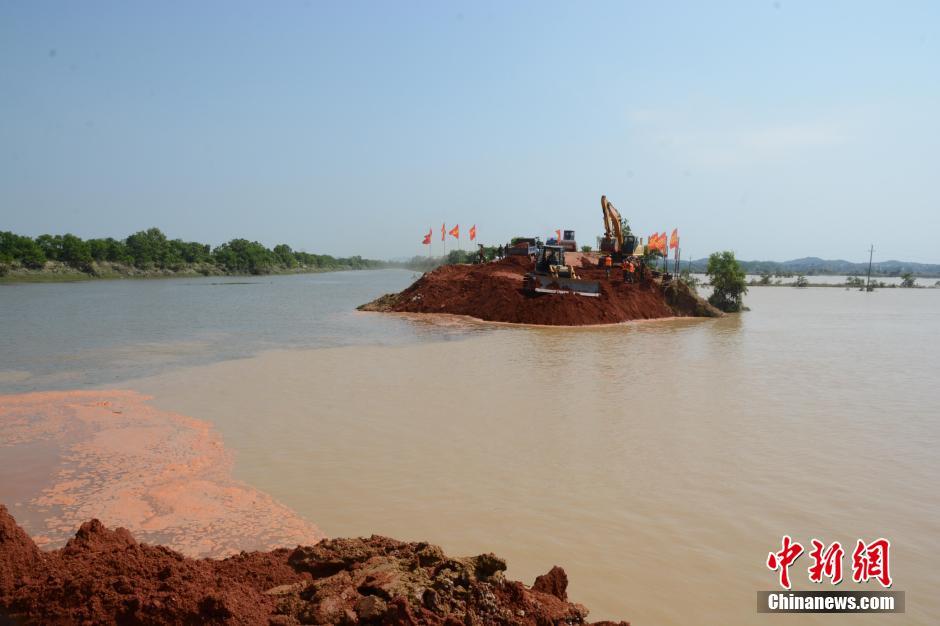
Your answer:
525;273;601;296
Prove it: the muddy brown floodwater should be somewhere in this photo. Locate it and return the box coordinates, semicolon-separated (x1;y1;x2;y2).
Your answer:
116;288;940;625
2;283;939;625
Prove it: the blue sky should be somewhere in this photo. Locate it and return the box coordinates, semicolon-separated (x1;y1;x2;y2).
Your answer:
2;1;938;262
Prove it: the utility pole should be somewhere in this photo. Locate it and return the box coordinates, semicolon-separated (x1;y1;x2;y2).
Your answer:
865;244;874;291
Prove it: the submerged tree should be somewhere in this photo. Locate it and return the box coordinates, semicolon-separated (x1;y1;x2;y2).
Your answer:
706;251;748;312
795;275;809;288
900;272;916;288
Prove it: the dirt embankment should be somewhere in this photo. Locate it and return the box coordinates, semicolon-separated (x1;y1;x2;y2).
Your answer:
0;505;628;625
361;257;721;326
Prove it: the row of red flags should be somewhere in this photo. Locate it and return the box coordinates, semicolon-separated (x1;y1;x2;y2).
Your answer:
422;224;476;244
421;225;679;250
648;228;679;253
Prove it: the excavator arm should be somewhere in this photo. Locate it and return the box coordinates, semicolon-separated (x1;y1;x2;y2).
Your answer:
601;195;624;249
601;195;614;239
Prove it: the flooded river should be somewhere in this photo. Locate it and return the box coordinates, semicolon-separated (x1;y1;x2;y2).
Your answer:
2;271;938;624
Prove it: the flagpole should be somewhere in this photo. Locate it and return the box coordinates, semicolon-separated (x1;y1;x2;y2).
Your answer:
662;236;667;275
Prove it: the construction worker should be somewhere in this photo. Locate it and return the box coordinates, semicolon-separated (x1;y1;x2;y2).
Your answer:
477;244;486;264
623;259;635;283
497;244;504;259
604;254;612;279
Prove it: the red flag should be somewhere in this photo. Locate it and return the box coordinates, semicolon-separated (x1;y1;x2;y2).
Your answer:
659;232;668;252
469;225;477;241
441;223;446;241
669;228;679;250
449;224;460;239
555;229;561;241
650;233;666;253
422;228;432;245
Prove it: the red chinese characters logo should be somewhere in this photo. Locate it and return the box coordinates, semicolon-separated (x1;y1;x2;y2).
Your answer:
767;535;804;589
767;537;892;588
852;538;892;588
808;539;844;584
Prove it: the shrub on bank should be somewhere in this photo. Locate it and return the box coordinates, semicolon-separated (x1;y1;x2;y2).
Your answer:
706;250;748;312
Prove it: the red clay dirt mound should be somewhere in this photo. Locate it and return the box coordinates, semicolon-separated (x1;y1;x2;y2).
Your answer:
360;257;720;326
0;505;628;625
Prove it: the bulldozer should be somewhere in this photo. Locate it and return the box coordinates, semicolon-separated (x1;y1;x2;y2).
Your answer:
523;244;600;296
599;195;638;260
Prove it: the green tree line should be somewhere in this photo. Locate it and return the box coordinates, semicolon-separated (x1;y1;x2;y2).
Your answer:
0;228;386;276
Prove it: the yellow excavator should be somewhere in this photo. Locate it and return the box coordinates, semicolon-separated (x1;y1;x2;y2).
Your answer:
599;195;638;260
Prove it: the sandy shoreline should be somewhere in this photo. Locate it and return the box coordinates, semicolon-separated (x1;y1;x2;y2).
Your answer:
0;389;324;557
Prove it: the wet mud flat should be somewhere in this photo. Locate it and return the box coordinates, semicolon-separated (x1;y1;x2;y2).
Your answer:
0;389;323;557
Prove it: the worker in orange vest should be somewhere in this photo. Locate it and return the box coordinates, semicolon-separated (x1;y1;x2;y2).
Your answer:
604;255;612;279
622;259;635;283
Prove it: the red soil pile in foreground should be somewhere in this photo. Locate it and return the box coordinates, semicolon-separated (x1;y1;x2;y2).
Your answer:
361;257;720;326
0;505;628;625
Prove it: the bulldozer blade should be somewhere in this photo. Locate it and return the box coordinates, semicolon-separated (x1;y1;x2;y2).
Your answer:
527;273;601;296
534;287;600;297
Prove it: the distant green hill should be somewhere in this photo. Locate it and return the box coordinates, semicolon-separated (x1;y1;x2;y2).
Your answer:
683;256;940;277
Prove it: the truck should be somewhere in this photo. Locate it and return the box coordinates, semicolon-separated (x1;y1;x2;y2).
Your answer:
547;230;578;252
507;237;540;257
